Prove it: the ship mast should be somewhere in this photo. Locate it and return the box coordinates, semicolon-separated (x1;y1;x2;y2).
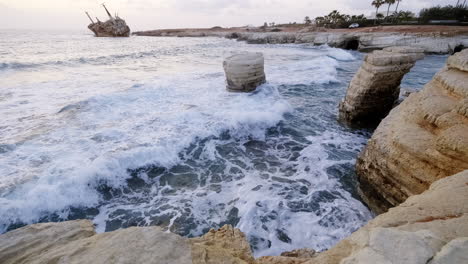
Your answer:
85;11;95;24
102;3;114;20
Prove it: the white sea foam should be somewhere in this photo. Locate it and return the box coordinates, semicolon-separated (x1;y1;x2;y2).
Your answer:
0;73;290;231
0;32;377;256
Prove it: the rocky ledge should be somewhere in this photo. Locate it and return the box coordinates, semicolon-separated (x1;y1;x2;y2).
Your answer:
1;170;467;264
230;32;468;54
356;49;468;214
134;27;468;54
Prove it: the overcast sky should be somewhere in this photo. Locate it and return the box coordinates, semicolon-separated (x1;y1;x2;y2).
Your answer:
0;0;459;30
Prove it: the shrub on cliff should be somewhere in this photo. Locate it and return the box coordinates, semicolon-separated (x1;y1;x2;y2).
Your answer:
419;5;468;22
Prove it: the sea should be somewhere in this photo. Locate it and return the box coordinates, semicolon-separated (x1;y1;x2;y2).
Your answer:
0;29;447;256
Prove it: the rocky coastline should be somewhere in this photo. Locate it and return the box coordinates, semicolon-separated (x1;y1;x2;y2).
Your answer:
1;47;467;263
134;26;468;54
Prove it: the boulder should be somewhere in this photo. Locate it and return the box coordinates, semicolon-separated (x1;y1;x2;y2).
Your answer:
223;52;266;92
338;46;425;126
356;49;468;213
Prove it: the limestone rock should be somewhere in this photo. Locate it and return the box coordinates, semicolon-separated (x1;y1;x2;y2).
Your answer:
0;220;192;264
1;170;467;263
338;47;424;126
190;225;255;264
356;49;468;213
255;248;317;264
281;248;316;258
429;237;468;264
303;170;468;264
223;52;266;92
224;32;468;54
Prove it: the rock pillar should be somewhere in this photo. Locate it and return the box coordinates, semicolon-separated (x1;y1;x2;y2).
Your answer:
223;52;266;92
356;49;468;214
339;46;425;126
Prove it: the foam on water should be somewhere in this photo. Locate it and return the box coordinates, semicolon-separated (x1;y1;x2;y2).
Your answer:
0;30;446;256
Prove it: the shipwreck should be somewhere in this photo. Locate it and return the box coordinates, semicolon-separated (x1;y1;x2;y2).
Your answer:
86;4;130;37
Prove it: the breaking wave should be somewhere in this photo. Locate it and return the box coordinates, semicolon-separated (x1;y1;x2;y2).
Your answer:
5;32;445;256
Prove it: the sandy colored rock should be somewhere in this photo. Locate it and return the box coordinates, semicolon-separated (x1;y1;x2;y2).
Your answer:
429;237;468;264
0;220;192;264
356;49;468;213
223;52;266;92
281;248;316;258
303;170;468;264
338;47;424;126
0;171;467;263
190;225;255;264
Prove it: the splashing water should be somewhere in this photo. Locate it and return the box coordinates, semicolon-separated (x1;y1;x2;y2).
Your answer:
0;29;447;256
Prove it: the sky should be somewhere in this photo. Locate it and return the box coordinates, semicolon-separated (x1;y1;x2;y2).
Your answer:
0;0;460;30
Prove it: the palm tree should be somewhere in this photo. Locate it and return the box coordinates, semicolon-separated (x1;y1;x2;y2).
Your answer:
394;0;402;14
385;0;396;18
398;11;414;21
392;0;402;22
372;0;385;24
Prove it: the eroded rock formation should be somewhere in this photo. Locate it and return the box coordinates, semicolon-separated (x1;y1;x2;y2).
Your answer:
356;49;468;213
1;171;467;264
0;220;192;264
305;170;468;264
223;52;266;92
338;46;425;126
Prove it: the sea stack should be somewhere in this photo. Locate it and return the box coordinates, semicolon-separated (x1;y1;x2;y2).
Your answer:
338;46;425;127
86;4;130;37
356;49;468;214
223;52;266;92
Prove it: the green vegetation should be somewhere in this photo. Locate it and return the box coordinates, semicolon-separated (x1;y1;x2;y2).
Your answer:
419;5;468;22
307;2;467;29
315;10;368;28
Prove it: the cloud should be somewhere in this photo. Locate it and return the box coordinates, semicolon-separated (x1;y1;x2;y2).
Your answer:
0;0;459;30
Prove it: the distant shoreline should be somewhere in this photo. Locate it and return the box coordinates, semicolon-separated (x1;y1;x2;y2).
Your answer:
133;25;468;54
133;25;468;37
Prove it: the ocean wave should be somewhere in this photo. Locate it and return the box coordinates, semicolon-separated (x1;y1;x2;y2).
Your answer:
0;74;291;233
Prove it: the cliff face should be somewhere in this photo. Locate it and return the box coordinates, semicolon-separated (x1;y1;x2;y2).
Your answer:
356;49;468;214
231;32;468;54
132;29;468;54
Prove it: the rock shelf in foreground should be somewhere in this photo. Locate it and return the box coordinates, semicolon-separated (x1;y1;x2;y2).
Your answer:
1;170;467;264
339;46;425;126
356;49;468;214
